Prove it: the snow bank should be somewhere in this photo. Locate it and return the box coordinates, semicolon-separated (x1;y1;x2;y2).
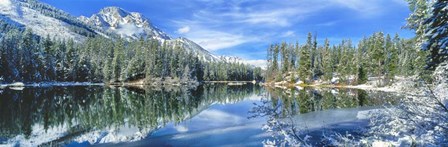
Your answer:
363;62;448;146
356;109;383;120
432;62;448;106
9;82;24;87
343;76;417;93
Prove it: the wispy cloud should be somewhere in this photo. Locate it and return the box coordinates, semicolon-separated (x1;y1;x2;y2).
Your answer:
242;59;267;69
168;0;409;53
178;26;258;51
316;21;338;27
177;26;190;34
281;30;295;38
40;0;412;61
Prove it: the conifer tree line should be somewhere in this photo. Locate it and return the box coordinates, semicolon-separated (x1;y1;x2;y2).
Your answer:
266;32;426;85
0;26;262;83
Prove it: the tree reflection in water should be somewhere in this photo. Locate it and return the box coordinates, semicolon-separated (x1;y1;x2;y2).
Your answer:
0;84;261;146
249;87;400;146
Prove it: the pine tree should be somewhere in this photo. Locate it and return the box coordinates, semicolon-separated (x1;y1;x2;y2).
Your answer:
65;39;79;81
110;40;124;82
280;42;289;75
322;38;332;81
422;0;448;70
299;33;312;83
384;34;394;84
272;44;280;81
405;0;431;48
387;34;400;82
372;32;385;78
358;64;368;84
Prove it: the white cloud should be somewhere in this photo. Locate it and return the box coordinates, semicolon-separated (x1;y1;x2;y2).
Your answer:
234;8;309;27
171;0;401;51
281;30;295;38
177;26;190;34
192;3;324;27
241;59;267;69
180;27;258;51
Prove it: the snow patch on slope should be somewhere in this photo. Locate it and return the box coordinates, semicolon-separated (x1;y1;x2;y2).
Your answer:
114;23;144;37
0;0;87;41
0;0;19;16
0;0;12;8
79;7;170;41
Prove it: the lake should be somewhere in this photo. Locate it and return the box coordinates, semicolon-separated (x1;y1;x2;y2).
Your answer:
0;84;401;146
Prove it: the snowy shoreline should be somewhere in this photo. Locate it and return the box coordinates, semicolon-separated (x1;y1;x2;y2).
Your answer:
0;82;104;88
265;76;417;93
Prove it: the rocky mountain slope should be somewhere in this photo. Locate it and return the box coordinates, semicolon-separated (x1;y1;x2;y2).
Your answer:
79;7;170;41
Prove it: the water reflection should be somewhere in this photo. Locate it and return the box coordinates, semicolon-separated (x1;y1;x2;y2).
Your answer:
0;84;261;146
266;88;399;115
250;87;401;146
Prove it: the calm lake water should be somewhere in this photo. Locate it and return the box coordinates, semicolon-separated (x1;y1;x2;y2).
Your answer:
0;84;400;146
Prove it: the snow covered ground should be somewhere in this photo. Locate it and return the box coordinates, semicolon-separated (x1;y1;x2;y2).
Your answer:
344;76;417;93
361;62;448;146
0;82;103;89
261;63;448;146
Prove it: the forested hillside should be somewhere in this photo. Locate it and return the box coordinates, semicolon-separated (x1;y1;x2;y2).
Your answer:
0;27;262;84
265;32;428;86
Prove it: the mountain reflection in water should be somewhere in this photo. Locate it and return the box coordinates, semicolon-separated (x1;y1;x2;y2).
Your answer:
0;85;400;146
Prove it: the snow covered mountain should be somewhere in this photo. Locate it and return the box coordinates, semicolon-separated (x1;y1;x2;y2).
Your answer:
79;7;170;41
0;0;220;62
0;0;101;41
79;7;219;62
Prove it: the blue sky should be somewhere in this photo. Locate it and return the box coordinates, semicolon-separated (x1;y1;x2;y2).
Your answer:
41;0;414;68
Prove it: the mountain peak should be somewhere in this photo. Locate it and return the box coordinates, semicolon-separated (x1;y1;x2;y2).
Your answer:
98;6;128;17
80;6;170;40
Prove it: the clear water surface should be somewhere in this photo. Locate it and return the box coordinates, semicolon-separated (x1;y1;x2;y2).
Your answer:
0;84;400;146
